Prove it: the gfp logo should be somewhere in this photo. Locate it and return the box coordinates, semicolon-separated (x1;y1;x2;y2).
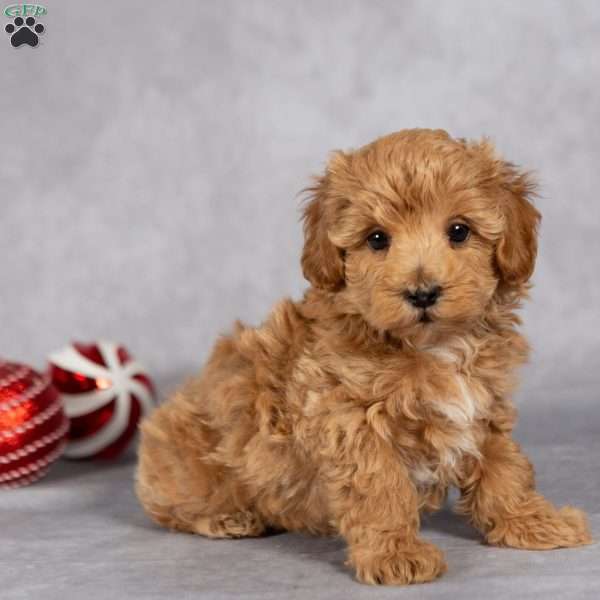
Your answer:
4;4;46;17
4;4;46;47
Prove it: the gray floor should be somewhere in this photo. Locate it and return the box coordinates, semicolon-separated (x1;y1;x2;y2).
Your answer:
1;384;598;600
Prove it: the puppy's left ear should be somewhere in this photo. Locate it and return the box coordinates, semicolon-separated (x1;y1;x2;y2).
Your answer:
495;163;541;287
301;152;348;290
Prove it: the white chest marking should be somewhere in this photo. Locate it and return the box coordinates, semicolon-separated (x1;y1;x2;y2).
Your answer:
409;345;486;488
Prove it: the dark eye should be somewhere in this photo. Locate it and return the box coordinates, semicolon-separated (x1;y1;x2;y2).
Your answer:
447;223;470;244
367;230;390;251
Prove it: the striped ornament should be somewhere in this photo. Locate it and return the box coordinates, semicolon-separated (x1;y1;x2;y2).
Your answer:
49;341;155;459
0;361;69;489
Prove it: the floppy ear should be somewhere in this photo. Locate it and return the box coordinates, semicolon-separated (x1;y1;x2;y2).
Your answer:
495;164;541;287
301;153;347;290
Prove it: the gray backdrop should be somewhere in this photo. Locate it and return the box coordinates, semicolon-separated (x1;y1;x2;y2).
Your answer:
1;1;599;599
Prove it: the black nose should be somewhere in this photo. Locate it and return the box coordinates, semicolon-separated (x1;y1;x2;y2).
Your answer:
404;286;442;309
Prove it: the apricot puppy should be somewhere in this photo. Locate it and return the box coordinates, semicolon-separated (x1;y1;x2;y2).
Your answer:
136;129;591;585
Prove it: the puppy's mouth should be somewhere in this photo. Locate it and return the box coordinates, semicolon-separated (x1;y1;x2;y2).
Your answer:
418;311;433;324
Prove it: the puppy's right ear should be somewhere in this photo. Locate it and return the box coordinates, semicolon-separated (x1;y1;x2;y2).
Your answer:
301;152;347;290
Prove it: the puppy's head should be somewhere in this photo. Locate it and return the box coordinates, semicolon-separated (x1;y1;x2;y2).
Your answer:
302;129;540;340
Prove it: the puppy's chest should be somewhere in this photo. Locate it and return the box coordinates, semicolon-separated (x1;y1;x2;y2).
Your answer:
406;348;491;489
295;343;491;488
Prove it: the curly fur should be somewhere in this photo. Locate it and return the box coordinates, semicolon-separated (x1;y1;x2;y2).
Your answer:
136;129;591;585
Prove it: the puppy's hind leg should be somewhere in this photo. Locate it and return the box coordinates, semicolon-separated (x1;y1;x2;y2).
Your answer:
192;511;266;539
135;400;265;539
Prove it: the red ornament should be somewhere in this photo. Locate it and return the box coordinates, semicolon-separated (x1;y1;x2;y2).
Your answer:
0;361;69;489
48;341;155;460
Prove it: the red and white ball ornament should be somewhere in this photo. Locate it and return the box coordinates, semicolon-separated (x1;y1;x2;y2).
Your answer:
0;361;69;489
49;341;155;460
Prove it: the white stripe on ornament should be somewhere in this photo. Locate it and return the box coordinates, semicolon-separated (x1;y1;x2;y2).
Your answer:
63;388;130;458
1;397;64;439
48;346;111;380
61;387;116;418
122;360;148;377
98;340;121;371
0;417;69;464
128;379;154;416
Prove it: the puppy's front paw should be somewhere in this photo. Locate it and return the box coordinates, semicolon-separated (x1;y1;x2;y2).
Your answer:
350;539;446;585
487;505;592;550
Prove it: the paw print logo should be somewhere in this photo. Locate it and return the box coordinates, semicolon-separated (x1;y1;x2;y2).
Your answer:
5;16;44;47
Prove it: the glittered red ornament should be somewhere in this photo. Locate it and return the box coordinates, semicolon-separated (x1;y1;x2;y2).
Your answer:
0;361;69;489
48;341;155;460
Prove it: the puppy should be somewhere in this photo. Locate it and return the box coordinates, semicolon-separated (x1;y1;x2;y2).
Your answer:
136;129;591;585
